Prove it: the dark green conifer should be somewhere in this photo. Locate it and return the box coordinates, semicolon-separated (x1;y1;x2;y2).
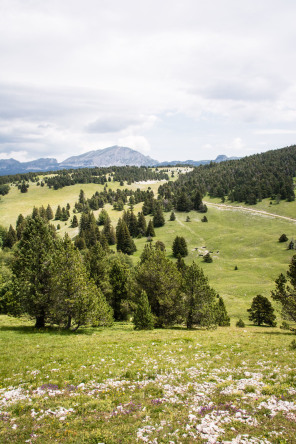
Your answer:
133;290;154;330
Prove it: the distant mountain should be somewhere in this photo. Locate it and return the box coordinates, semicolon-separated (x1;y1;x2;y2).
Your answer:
0;146;239;176
158;154;240;166
60;146;157;168
0;158;59;175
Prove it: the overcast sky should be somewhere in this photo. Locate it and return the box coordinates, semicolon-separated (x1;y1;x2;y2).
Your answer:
1;0;296;162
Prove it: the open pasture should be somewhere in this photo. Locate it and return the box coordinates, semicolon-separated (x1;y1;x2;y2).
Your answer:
1;316;296;443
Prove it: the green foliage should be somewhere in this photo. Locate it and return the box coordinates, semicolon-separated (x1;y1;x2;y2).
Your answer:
172;236;188;258
203;252;213;263
169;211;176;221
71;214;79;228
182;261;219;328
0;184;10;196
279;233;288;242
236;319;245;327
116;219;136;255
247;295;277;326
3;225;17;248
145;220;155;237
290;339;296;350
109;257;131;321
136;248;183;327
201;215;208;222
49;234;113;330
153;201;165;227
215;296;230;326
272;255;296;323
133;290;154;330
11;216;57;327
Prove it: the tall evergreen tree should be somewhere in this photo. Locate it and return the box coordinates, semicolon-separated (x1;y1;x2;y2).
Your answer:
11;217;56;328
247;295;276;326
46;204;54;220
146;220;155;237
49;234;113;330
55;205;62;220
153;201;165;227
182;261;218;328
172;236;188;258
137;212;147;235
109;258;130;321
4;225;17;248
136;249;182;327
116;219;136;255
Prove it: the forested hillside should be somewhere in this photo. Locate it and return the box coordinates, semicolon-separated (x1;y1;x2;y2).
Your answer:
161;145;296;205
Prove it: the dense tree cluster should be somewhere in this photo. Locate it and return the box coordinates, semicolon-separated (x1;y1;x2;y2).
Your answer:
0;215;229;331
162;145;296;206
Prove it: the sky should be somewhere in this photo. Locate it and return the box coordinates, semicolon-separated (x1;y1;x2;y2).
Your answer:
1;0;296;163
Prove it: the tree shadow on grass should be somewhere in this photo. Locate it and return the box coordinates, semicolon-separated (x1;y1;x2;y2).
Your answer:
253;330;295;336
0;325;95;335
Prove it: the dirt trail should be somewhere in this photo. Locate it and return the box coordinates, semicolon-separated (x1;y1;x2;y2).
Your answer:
204;201;296;223
176;218;196;234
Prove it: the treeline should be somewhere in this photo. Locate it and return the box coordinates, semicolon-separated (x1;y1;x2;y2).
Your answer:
169;145;296;205
0;215;229;330
44;166;169;190
0;165;169;193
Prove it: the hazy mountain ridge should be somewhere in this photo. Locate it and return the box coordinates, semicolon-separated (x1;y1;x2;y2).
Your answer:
0;145;238;175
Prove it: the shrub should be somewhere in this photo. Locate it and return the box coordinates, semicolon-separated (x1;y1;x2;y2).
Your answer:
133;291;154;330
203;252;213;263
279;233;288;242
290;339;296;350
236;319;245;328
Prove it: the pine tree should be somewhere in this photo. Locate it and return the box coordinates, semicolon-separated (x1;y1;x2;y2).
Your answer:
102;217;116;245
46;204;54;220
49;234;113;330
182;261;218;328
172;236;188;258
11;217;57;328
55;205;62;220
20;182;28;193
109;258;130;321
146;220;155;237
137;212;147;236
136;249;183;327
116;219;136;255
153;201;165;227
133;290;154;330
215;296;230;326
169;211;176;221
4;225;17;248
32;206;39;219
71;215;79;228
247;295;276;326
271;255;296;323
128;211;139;237
39;206;47;221
203;252;213;263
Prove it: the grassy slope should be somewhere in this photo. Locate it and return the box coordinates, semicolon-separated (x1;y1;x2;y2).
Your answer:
1;177;296;320
0;316;295;443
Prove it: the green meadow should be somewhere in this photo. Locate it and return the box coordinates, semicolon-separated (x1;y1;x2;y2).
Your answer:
1;179;296;320
1;316;296;443
1;177;296;442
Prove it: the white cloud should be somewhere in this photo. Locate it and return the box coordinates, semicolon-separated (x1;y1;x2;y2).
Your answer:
117;136;151;153
0;150;32;162
0;0;296;161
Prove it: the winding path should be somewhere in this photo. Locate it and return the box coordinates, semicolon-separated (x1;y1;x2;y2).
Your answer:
204;201;296;223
